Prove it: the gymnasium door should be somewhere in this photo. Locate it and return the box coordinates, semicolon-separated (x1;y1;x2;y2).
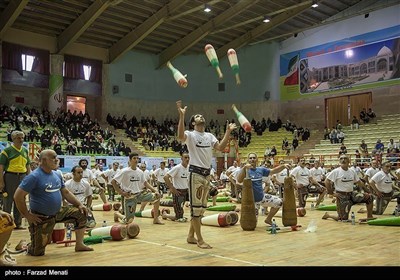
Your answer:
325;92;372;129
66;95;86;114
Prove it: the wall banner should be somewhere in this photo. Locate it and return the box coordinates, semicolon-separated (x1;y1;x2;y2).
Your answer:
280;25;400;101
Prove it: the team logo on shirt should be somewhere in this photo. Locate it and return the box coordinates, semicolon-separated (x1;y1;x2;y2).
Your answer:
196;143;211;148
341;177;353;182
45;183;61;192
195;139;211;148
130;176;140;182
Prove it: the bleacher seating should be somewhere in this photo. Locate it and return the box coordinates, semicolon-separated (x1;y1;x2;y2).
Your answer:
306;113;400;167
236;129;298;163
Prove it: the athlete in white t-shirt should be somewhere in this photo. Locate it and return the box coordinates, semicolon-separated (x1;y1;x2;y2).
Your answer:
177;100;236;249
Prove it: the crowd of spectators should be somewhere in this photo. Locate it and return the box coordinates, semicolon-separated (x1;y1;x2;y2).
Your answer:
0;105;125;156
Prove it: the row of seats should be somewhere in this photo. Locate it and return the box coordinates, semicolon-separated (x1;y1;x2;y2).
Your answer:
306;113;400;166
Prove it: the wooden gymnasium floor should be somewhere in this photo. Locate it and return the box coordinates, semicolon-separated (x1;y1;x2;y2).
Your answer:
6;199;400;267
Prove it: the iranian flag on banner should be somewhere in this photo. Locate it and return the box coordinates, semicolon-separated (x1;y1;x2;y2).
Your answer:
284;54;299;86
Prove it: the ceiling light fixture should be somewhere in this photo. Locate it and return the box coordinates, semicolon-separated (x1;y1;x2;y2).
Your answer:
204;4;211;13
263;15;271;23
311;1;318;8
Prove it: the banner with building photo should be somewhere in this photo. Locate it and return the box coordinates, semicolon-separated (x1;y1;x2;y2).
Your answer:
280;25;400;101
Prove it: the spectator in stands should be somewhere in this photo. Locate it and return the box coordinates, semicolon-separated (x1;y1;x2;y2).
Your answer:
387;139;395;153
387;148;398;164
330;128;338;144
66;139;77;155
367;108;376;122
337;130;345;143
393;139;400;153
302;128;310;142
355;149;361;164
6;127;12;142
372;139;385;162
148;139;155;151
336;120;343;131
338;143;347;157
28;128;40;142
53;143;63;155
282;138;289;151
323;126;331;140
269;146;277;158
360;108;369;123
351;116;360;130
290;136;298;151
264;146;271;157
359;140;368;158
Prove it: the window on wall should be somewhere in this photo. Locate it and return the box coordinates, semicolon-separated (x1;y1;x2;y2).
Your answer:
21;54;35;71
83;65;92;81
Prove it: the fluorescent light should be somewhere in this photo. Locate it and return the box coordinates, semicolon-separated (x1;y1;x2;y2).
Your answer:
263;15;270;23
312;1;318;8
204;4;211;13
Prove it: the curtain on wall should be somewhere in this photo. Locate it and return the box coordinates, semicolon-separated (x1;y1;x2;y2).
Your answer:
2;42;49;75
2;42;23;75
349;93;372;122
64;55;85;80
326;96;347;129
326;93;372;129
64;55;102;83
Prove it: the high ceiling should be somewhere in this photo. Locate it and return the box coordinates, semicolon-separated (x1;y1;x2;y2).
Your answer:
0;0;398;66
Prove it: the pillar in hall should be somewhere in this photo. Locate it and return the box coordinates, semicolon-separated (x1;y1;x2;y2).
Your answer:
49;54;64;113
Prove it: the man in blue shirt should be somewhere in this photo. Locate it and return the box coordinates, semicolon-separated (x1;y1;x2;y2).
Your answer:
237;152;290;225
14;149;93;256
